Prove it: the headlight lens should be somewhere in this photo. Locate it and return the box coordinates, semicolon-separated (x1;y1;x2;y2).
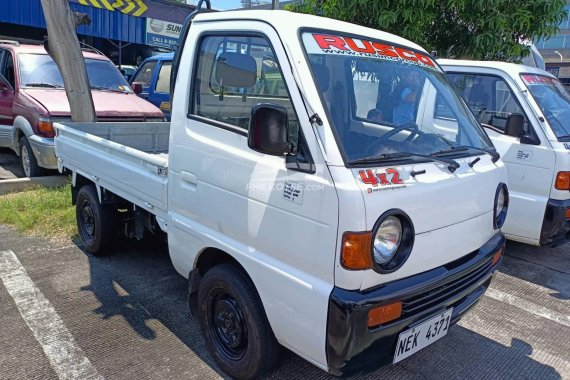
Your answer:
494;183;509;229
373;216;402;264
371;211;415;273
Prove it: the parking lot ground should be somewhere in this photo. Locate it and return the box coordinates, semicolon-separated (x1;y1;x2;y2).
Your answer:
0;148;24;180
0;224;568;380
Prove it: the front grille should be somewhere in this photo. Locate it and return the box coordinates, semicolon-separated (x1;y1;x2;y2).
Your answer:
401;258;494;316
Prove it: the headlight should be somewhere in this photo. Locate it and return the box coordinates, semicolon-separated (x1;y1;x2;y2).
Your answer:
372;211;415;273
494;183;509;229
373;216;402;264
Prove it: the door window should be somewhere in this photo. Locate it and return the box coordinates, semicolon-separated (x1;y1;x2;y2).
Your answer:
0;49;5;83
191;35;298;145
0;50;15;88
448;73;528;133
131;60;157;87
155;61;172;94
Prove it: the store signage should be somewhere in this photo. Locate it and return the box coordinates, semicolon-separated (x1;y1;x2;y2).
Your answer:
146;18;181;49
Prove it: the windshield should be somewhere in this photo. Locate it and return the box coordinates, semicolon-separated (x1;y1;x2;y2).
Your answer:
521;74;570;141
302;32;493;164
19;53;132;93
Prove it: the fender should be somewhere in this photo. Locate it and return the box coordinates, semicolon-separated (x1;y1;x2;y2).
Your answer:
11;115;35;155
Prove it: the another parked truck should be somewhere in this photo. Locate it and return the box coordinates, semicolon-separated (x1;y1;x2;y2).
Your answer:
55;6;509;379
441;60;570;247
0;41;164;177
130;52;174;120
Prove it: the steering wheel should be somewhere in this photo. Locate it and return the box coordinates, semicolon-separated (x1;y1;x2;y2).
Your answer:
363;123;420;155
382;123;420;142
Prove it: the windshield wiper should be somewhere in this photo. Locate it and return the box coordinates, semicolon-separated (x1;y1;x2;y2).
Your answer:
432;145;500;163
350;152;460;173
557;134;570;142
25;82;62;88
90;85;127;93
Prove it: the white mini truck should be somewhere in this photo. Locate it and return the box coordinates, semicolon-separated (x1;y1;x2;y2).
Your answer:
55;6;508;379
440;60;570;247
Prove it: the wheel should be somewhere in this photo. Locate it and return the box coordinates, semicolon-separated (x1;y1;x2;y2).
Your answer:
19;136;44;177
76;185;116;255
197;263;281;379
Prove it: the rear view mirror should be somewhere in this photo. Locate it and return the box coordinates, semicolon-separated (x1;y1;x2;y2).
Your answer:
215;52;257;88
504;113;525;138
132;82;143;95
248;104;293;156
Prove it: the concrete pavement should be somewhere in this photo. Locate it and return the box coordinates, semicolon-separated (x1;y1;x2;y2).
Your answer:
0;225;568;379
0;147;23;180
0;147;67;195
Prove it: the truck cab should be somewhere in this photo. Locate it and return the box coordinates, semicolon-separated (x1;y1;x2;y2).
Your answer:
440;60;570;247
55;8;508;379
130;52;174;120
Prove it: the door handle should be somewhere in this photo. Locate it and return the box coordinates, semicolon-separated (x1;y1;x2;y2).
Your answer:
181;171;198;185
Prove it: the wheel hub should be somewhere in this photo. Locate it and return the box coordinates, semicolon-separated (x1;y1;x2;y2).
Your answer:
21;145;30;176
80;201;96;242
211;295;247;359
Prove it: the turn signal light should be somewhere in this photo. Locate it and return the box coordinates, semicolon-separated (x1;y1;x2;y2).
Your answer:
491;247;504;265
368;302;402;327
340;231;373;270
38;117;55;138
555;172;570;190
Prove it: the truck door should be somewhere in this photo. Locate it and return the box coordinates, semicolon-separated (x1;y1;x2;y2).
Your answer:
167;22;338;366
0;49;16;147
447;71;555;243
152;60;172;117
130;59;157;101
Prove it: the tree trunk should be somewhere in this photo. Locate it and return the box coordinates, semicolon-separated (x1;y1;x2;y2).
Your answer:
40;0;96;122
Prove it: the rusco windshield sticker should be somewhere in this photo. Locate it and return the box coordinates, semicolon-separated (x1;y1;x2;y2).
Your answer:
521;74;555;85
359;168;407;193
305;33;440;71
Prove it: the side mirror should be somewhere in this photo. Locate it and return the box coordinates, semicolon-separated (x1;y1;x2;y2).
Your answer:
520;133;541;145
132;82;143;95
248;104;293;156
504;113;525;138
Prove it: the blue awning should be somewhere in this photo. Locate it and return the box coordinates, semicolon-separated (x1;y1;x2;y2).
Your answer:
0;0;145;44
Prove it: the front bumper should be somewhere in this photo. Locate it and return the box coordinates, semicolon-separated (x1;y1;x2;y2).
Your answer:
326;232;505;376
539;198;570;247
28;135;58;169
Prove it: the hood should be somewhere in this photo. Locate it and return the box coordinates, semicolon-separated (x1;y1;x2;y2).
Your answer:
353;156;505;234
22;89;164;118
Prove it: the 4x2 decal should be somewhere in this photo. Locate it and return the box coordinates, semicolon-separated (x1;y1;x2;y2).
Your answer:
359;168;404;187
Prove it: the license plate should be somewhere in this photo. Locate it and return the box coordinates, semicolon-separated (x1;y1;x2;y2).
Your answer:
393;308;453;364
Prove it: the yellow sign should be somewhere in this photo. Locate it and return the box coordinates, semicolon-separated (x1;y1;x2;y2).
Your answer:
77;0;149;17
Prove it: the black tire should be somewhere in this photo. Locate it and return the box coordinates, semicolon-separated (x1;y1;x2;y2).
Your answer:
76;185;116;256
19;136;45;178
197;263;281;379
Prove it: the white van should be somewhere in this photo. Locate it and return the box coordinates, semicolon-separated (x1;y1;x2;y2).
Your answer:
55;7;509;379
440;60;570;247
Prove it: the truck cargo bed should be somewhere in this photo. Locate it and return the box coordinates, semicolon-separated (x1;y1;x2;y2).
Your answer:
54;122;170;220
